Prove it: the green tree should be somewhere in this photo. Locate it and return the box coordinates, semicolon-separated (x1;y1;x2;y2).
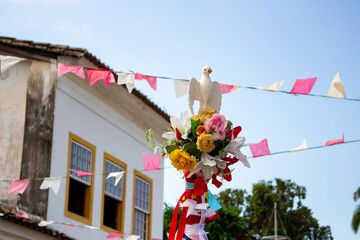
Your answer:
244;179;333;240
163;202;180;240
352;186;360;233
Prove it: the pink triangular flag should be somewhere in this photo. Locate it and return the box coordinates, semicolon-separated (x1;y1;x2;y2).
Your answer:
7;179;29;195
57;63;85;79
325;134;344;146
87;68;116;87
107;232;124;238
219;83;239;94
134;73;157;91
16;212;30;219
69;169;94;176
143;153;161;171
249;139;271;158
290;77;317;95
63;222;78;227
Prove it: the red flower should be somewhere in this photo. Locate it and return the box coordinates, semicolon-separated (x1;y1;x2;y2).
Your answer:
175;128;185;140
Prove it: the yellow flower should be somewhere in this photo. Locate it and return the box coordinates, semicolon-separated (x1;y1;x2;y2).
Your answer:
169;149;197;172
199;107;216;116
199;107;216;122
189;115;201;125
196;126;207;136
196;133;215;153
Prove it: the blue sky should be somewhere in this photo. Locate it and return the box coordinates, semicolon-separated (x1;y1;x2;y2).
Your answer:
1;0;360;239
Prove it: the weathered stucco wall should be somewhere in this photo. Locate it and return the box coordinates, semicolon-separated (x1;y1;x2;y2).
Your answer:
18;60;57;218
45;56;167;240
0;60;30;208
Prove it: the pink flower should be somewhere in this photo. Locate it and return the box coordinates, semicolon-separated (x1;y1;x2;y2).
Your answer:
204;114;228;141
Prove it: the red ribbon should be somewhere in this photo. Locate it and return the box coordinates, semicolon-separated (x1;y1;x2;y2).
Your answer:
169;188;192;240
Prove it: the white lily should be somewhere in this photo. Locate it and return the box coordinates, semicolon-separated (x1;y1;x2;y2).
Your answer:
225;136;250;168
162;111;191;140
187;153;220;180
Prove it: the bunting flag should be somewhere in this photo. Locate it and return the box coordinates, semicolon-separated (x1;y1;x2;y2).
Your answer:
6;179;29;195
40;177;61;195
173;79;189;98
143;153;161;171
327;72;346;99
117;72;135;93
87;68;116;87
0;55;26;73
107;232;124;238
325;134;344;146
134;72;157;91
63;222;78;227
38;220;54;227
106;172;124;186
57;63;85;79
208;190;222;211
290;77;317;95
257;80;284;91
290;139;308;152
84;225;100;230
126;235;140;240
249;139;271;158
16;212;30;219
219;83;239;94
69;169;94;176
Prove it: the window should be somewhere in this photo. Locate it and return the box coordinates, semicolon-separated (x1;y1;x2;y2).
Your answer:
101;153;127;233
132;170;152;240
64;132;96;225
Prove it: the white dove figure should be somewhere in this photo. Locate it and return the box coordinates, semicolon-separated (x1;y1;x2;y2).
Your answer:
188;66;222;115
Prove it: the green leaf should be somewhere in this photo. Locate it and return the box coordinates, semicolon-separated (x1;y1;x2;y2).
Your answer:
191;118;196;137
165;145;180;154
227;121;233;130
184;142;201;159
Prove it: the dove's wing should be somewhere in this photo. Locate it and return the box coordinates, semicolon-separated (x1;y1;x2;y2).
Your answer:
211;81;222;113
188;77;200;115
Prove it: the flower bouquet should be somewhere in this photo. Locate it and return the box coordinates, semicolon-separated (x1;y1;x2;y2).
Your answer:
146;107;249;240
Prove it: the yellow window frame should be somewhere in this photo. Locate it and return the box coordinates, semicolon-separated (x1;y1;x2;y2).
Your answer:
100;152;127;234
64;132;96;226
131;169;153;240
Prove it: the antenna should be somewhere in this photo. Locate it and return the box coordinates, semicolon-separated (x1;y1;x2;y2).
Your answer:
261;202;290;240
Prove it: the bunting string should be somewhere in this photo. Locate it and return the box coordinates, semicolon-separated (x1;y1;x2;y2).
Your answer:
0;138;358;183
125;69;358;101
52;62;360;102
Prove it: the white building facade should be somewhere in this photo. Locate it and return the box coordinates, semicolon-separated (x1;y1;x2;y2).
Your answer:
0;36;169;240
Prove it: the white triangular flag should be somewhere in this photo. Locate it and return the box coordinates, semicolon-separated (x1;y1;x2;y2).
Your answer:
84;225;100;230
106;172;124;186
173;79;189;98
327;72;346;99
40;177;61;195
0;55;26;73
126;235;140;240
290;139;308;152
38;220;54;227
117;72;134;93
257;80;284;91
